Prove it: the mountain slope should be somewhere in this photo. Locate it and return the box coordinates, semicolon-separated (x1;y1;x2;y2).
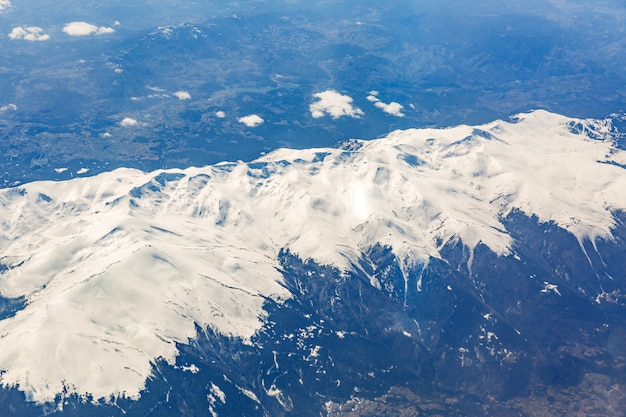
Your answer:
0;110;625;411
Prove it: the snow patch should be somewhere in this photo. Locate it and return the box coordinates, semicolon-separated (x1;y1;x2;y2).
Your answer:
541;282;561;296
208;383;226;417
238;386;260;403
179;364;199;373
0;110;625;404
209;383;226;403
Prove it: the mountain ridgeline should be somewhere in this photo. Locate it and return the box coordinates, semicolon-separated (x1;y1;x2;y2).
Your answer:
0;110;625;416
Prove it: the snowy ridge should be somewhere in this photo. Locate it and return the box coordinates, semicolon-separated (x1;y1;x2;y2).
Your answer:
0;110;625;404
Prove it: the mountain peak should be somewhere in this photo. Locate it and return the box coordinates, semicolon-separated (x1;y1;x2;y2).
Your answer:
0;110;625;404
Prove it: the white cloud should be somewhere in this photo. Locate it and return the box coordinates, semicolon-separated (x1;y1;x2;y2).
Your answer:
174;91;191;100
238;114;264;127
0;0;10;11
96;26;115;35
0;103;17;112
8;26;50;41
367;91;405;117
215;111;226;118
76;168;90;175
374;101;405;117
63;22;115;37
119;117;138;127
310;90;364;119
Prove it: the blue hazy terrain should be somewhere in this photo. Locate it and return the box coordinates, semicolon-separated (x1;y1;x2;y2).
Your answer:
0;0;625;185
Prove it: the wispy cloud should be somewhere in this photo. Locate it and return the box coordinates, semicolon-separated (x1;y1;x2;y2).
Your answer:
0;0;11;12
310;90;364;119
367;91;405;117
238;114;264;127
0;103;17;112
63;22;114;37
8;27;50;41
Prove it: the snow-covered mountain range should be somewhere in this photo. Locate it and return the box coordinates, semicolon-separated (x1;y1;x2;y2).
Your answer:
1;110;625;408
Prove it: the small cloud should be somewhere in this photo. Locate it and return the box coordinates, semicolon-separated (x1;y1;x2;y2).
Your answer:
215;111;226;118
0;0;11;12
174;91;191;100
0;103;17;112
310;90;364;119
63;22;115;37
367;91;405;117
119;117;138;127
238;114;264;127
54;167;68;173
8;26;50;41
76;168;90;175
141;86;170;99
374;101;405;117
96;26;115;35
